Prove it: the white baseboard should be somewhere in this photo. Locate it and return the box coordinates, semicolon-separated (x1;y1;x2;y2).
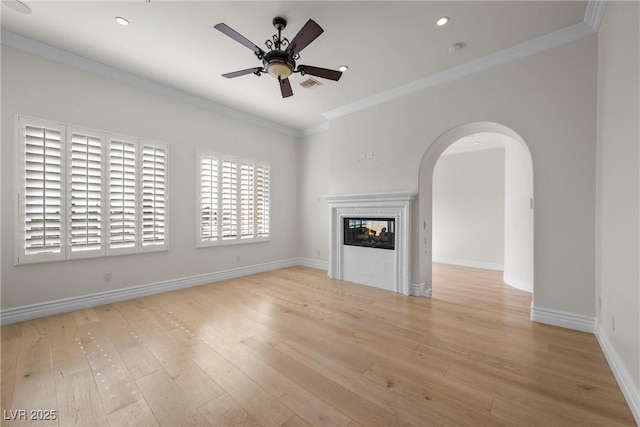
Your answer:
530;306;595;333
503;274;533;293
410;282;426;297
595;324;640;426
0;258;299;325
294;257;329;271
433;257;504;271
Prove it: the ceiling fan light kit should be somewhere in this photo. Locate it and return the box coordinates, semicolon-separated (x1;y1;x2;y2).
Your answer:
215;16;343;98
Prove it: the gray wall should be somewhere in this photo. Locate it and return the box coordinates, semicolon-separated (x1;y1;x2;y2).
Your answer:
1;46;299;309
297;131;330;263
596;0;640;401
432;148;505;269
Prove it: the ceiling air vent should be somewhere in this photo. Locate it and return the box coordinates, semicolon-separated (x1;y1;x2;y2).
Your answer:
300;77;323;89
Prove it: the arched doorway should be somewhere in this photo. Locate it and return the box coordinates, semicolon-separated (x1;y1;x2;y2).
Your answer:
416;122;534;302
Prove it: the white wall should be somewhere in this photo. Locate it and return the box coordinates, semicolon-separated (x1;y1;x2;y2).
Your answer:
432;147;505;270
1;45;299;310
504;140;534;292
297;130;330;264
329;34;597;318
595;0;640;415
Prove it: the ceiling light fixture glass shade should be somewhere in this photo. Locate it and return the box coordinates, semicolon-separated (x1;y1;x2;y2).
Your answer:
339;65;349;72
263;50;294;80
115;16;130;26
266;61;293;79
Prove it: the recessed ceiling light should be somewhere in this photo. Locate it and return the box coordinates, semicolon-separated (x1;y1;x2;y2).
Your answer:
2;0;32;14
338;65;349;72
436;16;449;26
115;16;130;26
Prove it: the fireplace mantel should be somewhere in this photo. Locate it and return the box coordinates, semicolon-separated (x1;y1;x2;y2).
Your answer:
324;192;416;295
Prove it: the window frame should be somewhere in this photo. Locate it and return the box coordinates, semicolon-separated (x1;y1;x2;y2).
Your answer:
14;115;170;265
196;149;270;248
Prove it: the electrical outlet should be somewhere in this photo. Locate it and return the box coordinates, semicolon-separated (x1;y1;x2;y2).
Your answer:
104;272;112;283
236;255;241;262
611;315;615;332
316;249;321;256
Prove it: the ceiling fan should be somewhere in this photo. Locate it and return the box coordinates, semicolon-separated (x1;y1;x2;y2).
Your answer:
214;16;343;98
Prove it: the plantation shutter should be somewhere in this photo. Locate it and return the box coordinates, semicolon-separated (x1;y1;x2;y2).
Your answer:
256;165;270;237
221;159;237;240
196;150;268;247
108;135;137;253
199;153;218;243
141;142;168;250
240;163;254;238
19;118;66;262
68;128;103;257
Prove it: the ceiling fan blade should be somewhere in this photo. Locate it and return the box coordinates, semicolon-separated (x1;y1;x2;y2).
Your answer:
280;78;293;98
214;23;265;57
298;65;342;81
286;19;323;55
221;67;263;78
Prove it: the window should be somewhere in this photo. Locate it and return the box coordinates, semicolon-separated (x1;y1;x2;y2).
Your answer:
197;150;269;247
15;116;169;264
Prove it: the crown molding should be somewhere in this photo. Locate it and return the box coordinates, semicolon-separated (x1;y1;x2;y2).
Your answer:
1;30;300;138
299;122;330;138
585;0;607;32
323;22;595;121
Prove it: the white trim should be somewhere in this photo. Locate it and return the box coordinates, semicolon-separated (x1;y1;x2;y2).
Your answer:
595;324;640;426
295;258;329;271
585;0;608;32
433;257;504;272
299;122;330;138
530;306;595;333
324;192;416;205
0;258;299;325
503;274;533;293
0;30;299;138
410;282;426;297
322;22;595;121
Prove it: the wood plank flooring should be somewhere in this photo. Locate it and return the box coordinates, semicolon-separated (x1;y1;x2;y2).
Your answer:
1;264;636;426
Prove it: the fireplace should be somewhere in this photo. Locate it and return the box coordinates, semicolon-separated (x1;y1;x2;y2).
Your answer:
324;192;416;295
343;217;395;250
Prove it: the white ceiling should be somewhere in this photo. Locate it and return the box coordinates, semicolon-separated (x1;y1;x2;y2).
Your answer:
1;1;588;132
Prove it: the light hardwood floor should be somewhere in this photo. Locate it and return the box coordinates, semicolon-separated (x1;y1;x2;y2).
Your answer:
1;264;635;426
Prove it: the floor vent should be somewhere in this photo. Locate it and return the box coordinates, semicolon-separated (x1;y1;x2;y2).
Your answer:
300;77;323;89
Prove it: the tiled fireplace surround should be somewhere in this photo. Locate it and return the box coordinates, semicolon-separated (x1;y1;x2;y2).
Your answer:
324;192;418;296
